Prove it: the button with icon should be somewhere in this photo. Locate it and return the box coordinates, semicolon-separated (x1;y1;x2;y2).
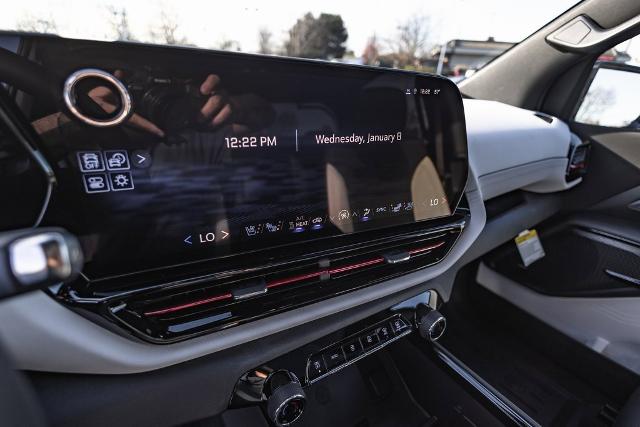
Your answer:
104;150;130;170
132;150;152;168
361;330;380;350
82;173;109;194
264;220;283;233
311;216;325;230
109;172;134;191
337;209;350;221
307;354;326;380
342;338;363;361
245;224;263;237
322;347;345;370
375;206;388;215
77;151;105;172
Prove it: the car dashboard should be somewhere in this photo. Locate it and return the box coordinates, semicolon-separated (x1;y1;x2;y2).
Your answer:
0;33;589;426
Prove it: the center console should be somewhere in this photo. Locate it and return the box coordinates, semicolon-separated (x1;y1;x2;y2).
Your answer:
228;292;447;426
0;36;468;343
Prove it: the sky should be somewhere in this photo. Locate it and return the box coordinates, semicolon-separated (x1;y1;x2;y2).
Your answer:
0;0;579;52
1;0;639;61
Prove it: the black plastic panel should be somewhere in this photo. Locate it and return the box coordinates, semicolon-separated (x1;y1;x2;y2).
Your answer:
487;225;640;297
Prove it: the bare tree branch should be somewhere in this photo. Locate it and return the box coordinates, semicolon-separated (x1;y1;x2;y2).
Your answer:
16;13;58;34
107;7;134;41
389;15;431;67
148;10;188;45
258;28;273;54
218;38;241;51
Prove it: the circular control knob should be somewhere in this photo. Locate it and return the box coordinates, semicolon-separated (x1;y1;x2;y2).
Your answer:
415;303;447;342
264;370;306;426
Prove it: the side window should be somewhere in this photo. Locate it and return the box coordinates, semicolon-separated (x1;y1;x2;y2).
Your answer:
574;35;640;129
574;65;640;128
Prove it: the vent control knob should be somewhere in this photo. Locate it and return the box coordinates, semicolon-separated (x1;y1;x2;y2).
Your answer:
264;370;306;426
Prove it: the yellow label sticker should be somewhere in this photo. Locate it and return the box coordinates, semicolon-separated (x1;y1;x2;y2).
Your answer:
515;229;538;245
515;229;545;267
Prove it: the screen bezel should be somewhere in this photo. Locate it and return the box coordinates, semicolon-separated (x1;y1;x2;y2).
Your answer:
20;36;469;280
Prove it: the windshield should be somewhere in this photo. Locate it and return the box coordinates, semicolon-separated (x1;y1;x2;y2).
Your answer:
2;0;580;78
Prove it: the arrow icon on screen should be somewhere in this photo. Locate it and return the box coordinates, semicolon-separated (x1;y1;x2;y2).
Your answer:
220;230;229;240
184;235;192;245
136;154;147;164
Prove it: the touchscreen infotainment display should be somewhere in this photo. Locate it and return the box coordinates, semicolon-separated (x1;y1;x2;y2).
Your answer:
30;40;468;278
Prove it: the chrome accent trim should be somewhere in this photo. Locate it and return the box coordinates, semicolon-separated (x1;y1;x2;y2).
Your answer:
305;314;412;385
233;288;268;300
605;269;640;286
434;344;539;427
9;232;72;286
63;68;132;127
428;316;446;341
33;182;52;227
110;303;128;313
383;251;411;264
266;371;305;426
272;393;305;427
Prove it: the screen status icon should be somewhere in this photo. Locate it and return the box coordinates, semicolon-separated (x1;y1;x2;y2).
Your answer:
361;208;372;220
289;216;310;233
311;216;325;230
244;224;263;237
265;221;284;233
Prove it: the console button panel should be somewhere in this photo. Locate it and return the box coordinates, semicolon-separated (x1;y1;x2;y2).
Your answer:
307;354;326;381
342;338;364;361
323;347;346;370
305;314;412;384
361;330;380;350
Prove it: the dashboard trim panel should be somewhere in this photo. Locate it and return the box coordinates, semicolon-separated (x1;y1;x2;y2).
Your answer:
0;178;484;373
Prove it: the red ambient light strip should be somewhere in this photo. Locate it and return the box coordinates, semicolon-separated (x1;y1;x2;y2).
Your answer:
144;242;445;317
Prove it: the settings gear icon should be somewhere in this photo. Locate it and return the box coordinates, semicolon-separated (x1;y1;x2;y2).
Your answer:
108;172;133;191
113;174;129;187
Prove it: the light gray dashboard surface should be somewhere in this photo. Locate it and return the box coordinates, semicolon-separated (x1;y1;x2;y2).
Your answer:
463;99;580;200
0;100;579;374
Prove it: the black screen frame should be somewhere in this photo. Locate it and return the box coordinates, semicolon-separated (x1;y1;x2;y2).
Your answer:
8;36;469;279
